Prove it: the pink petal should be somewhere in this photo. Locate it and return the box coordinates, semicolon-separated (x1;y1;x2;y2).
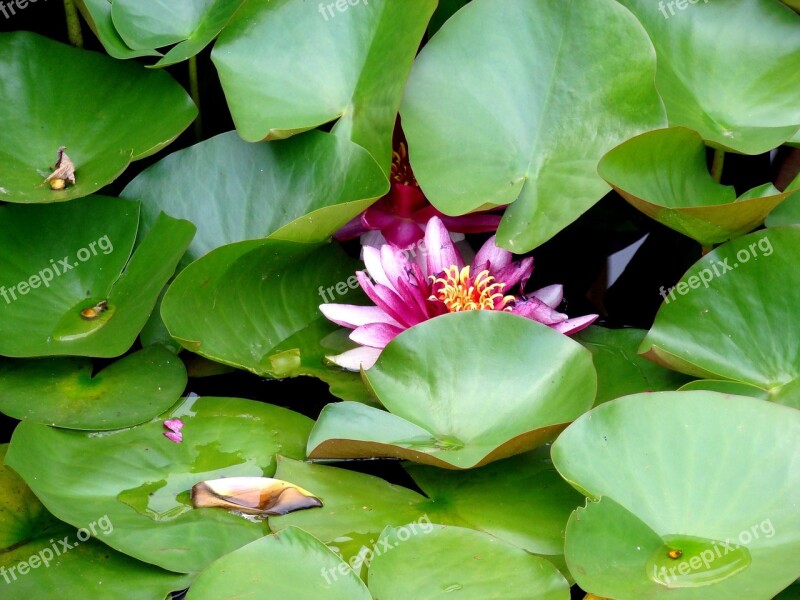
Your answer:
163;419;184;432
350;322;405;349
437;212;503;233
362;207;396;231
357;272;426;328
473;235;513;274
320;304;400;329
530;284;563;308
389;183;427;217
492;257;534;292
163;431;183;444
424;216;463;276
551;314;599;335
326;346;382;371
363;246;392;288
379;247;431;317
382;220;425;249
511;297;569;325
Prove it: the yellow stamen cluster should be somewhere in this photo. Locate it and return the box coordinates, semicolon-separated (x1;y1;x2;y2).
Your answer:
391;142;419;188
429;265;514;312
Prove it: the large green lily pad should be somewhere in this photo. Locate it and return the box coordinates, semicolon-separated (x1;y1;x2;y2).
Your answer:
0;196;195;358
211;0;436;171
307;311;596;468
551;391;800;599
0;32;196;203
367;525;570;600
110;0;246;67
0;444;191;599
5;396;313;573
598;128;792;246
640;227;800;408
575;326;691;405
186;526;372;600
160;239;368;397
122;130;387;267
400;0;666;252
616;0;800;154
0;345;186;430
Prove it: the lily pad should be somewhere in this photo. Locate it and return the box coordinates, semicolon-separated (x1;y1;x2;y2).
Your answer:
307;311;597;469
367;524;570;600
0;444;192;599
185;526;372;600
0;31;196;203
111;0;247;67
405;447;583;560
551;391;800;599
211;0;436;170
0;345;186;430
598;128;792;246
640;227;800;408
0;196;195;358
400;0;666;252
575;326;692;405
616;0;800;154
269;457;441;565
75;0;162;60
160;238;367;396
5;396;313;573
121;130;388;267
678;379;770;401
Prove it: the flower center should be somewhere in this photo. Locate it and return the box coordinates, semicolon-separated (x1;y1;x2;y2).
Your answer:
429;265;514;312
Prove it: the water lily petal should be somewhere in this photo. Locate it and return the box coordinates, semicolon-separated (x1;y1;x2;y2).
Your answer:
530;284;563;308
492;256;534;291
473;235;513;274
357;272;424;328
511;296;569;325
350;322;405;348
382;220;425;249
333;214;368;241
163;419;183;433
425;215;463;275
551;314;599;334
163;431;183;444
389;183;427;217
326;346;382;371
363;246;393;288
319;303;400;329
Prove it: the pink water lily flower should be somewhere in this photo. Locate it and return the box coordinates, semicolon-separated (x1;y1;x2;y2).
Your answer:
321;216;598;370
335;140;502;249
163;418;184;444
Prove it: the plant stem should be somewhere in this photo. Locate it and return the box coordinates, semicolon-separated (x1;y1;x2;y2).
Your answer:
63;0;84;48
711;148;725;183
189;55;203;141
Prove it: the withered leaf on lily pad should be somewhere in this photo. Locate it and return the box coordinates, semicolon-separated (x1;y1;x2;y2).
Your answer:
191;477;323;516
38;146;76;190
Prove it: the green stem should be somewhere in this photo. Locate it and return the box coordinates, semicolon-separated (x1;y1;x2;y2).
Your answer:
711;148;725;183
63;0;84;48
189;56;203;141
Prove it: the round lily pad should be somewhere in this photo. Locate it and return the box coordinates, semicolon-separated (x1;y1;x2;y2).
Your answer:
400;0;666;252
211;0;436;170
0;345;187;430
598;128;792;246
640;227;800;408
551;391;800;599
185;526;372;600
0;196;195;358
0;444;191;599
75;0;162;59
0;31;196;203
307;311;597;468
616;0;800;154
367;524;570;600
5;396;313;573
